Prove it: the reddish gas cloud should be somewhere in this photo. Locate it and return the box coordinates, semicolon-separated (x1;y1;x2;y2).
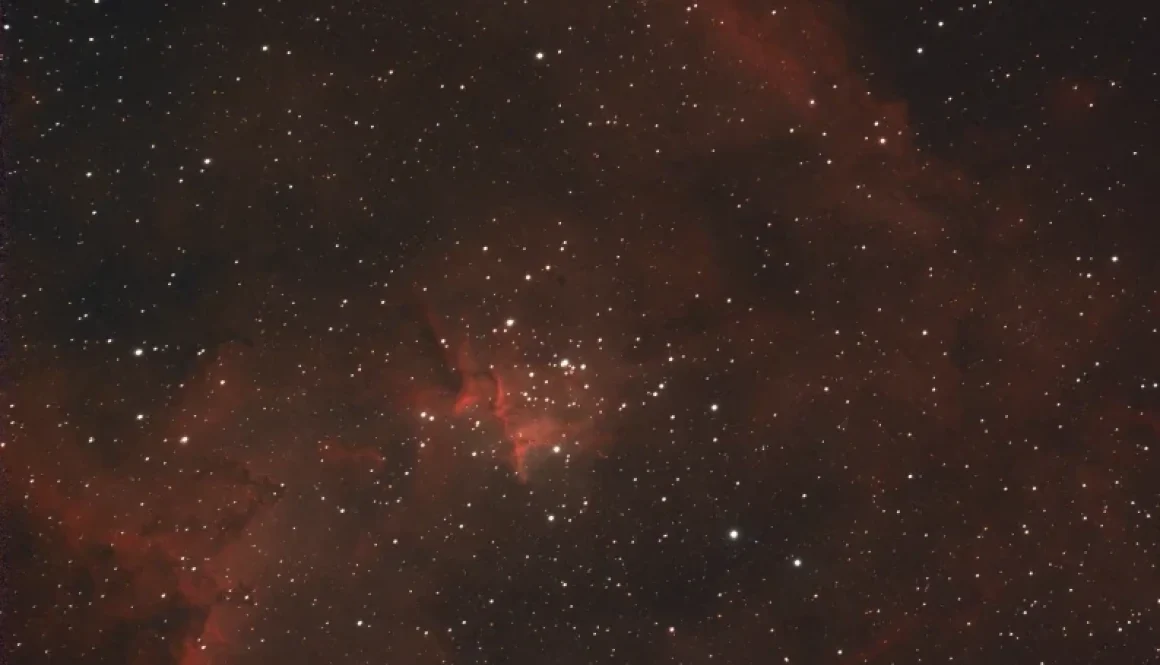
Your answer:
4;341;280;665
385;223;627;482
10;0;1155;663
411;328;601;481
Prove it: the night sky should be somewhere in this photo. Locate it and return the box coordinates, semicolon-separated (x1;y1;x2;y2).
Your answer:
5;1;1160;664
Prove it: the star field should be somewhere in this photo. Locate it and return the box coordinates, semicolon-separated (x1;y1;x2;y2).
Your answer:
4;2;1160;664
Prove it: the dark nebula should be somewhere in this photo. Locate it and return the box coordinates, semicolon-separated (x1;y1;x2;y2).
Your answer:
5;1;1160;664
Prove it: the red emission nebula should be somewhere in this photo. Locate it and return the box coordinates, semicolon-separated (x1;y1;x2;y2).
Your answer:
5;1;1160;664
417;304;611;480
